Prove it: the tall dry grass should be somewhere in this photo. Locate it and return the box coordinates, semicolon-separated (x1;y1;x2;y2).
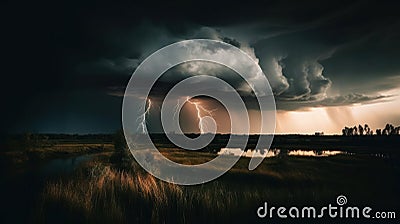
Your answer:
37;155;371;223
38;161;262;223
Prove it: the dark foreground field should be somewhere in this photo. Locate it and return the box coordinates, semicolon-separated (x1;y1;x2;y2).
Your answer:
1;135;399;223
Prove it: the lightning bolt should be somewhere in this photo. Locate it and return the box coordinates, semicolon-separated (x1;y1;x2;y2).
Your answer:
137;99;152;134
173;98;181;121
184;97;216;134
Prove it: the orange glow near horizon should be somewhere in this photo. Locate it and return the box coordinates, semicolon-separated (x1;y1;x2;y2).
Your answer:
275;89;400;135
177;88;400;135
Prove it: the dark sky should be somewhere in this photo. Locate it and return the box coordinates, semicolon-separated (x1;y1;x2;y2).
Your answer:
2;0;400;134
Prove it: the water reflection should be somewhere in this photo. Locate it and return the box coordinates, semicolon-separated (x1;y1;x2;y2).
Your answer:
287;150;343;157
218;148;346;157
40;154;93;176
218;148;280;157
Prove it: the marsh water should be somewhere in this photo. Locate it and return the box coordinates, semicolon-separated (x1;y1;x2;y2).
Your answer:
218;148;391;158
1;154;97;222
39;154;94;177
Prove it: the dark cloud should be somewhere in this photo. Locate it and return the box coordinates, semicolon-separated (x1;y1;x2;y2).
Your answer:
2;0;400;133
317;93;389;107
276;93;390;111
221;37;241;48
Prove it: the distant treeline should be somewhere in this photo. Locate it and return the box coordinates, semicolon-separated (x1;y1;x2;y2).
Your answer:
2;131;400;155
1;133;114;151
342;123;400;136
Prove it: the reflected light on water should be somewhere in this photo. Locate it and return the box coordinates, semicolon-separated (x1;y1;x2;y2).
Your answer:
287;150;343;157
217;148;346;158
218;148;280;157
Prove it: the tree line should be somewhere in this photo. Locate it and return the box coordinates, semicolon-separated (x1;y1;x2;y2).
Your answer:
342;123;400;136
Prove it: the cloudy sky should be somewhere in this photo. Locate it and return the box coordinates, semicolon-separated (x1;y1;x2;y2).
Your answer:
2;0;400;134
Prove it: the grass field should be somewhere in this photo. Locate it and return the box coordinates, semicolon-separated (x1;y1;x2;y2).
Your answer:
1;135;399;223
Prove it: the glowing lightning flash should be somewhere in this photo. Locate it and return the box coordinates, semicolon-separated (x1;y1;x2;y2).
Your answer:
184;97;216;134
137;99;152;133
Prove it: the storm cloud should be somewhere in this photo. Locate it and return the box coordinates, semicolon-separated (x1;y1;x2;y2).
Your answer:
2;0;400;133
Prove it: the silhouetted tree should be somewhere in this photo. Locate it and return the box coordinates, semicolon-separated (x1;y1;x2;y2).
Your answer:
22;133;47;162
389;124;396;135
383;124;389;135
364;124;371;135
342;126;353;136
353;126;358;135
110;129;129;165
113;129;127;152
382;123;396;135
396;126;400;135
342;123;399;136
358;124;364;136
342;128;347;136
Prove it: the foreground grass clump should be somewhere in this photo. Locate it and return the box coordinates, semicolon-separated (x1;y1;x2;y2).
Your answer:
38;161;255;223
